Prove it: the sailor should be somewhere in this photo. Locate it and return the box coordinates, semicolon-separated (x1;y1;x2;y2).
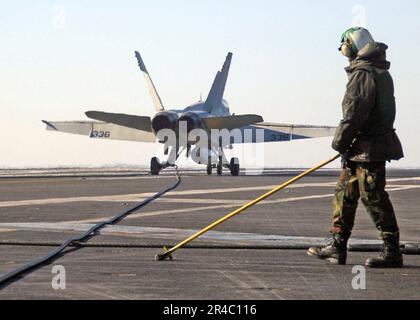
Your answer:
308;27;404;268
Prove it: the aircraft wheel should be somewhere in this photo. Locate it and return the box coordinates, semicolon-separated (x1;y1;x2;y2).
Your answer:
151;157;161;176
230;157;240;176
217;164;223;176
207;164;213;175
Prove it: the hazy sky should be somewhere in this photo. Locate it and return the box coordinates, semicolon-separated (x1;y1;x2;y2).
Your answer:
1;0;419;168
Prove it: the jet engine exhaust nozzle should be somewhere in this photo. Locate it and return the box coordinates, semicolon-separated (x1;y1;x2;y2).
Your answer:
178;112;203;134
151;112;179;134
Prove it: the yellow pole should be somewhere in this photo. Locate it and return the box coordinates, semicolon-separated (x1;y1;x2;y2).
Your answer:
156;154;340;261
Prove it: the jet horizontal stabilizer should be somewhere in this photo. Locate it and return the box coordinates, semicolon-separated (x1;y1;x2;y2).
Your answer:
85;111;153;132
42;120;156;143
203;114;263;130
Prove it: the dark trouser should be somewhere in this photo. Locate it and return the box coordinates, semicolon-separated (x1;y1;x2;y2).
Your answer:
331;161;400;239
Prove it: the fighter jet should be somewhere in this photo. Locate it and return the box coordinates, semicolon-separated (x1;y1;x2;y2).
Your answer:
43;51;336;176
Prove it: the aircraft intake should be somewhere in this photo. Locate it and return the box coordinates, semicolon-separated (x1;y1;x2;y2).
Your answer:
151;112;179;134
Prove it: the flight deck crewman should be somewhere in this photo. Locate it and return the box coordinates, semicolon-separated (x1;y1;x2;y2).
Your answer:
308;27;405;268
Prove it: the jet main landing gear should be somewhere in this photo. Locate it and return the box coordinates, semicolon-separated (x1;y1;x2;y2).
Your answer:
150;157;177;176
229;157;240;176
207;163;212;175
150;157;162;175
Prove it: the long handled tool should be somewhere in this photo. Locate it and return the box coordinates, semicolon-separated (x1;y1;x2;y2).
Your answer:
156;154;340;261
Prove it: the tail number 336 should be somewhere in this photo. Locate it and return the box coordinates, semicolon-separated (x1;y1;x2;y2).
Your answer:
90;131;111;138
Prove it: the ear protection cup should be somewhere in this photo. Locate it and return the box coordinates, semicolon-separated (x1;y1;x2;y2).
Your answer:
340;42;353;58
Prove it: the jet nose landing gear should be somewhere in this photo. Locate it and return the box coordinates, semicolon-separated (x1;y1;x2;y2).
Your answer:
206;157;240;176
217;163;223;176
207;156;223;176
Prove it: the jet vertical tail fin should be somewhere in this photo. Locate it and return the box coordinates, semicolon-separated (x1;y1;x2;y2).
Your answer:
205;52;232;112
135;51;165;112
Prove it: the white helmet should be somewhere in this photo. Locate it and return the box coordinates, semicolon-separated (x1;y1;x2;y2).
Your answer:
339;27;374;58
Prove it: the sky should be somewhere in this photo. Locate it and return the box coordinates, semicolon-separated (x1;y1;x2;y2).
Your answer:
1;0;419;169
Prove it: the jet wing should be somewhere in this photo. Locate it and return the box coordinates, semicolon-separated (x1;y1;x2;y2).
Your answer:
254;122;337;139
218;122;336;145
85;111;153;132
42;120;156;143
203;114;264;130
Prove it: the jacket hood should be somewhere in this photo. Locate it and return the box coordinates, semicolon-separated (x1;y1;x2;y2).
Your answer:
346;42;391;72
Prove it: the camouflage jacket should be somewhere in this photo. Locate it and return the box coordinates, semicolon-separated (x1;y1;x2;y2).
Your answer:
332;42;404;162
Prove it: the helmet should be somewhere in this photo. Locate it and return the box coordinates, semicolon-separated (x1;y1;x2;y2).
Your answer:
339;27;374;58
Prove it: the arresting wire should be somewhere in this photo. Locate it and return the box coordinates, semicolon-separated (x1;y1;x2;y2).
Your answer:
0;167;181;288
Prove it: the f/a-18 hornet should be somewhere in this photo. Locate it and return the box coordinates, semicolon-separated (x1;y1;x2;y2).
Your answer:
43;51;335;176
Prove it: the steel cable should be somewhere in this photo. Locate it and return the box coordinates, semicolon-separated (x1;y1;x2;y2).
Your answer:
0;167;181;288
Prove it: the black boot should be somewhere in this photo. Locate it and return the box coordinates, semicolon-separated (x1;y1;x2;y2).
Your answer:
365;235;403;268
307;232;350;265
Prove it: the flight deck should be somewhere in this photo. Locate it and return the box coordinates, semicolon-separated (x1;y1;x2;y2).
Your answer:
0;168;419;299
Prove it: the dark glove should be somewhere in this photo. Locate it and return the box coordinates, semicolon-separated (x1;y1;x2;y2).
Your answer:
341;155;348;169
